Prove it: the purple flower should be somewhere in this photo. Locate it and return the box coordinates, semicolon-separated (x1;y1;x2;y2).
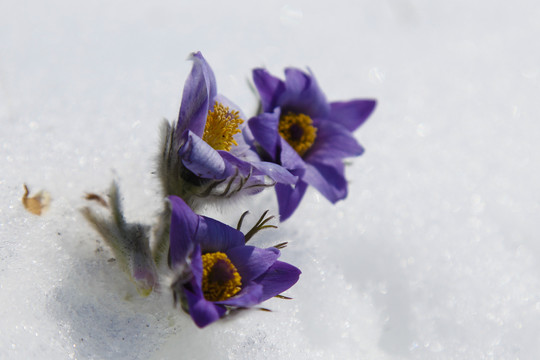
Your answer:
158;52;295;207
168;195;301;328
248;68;376;221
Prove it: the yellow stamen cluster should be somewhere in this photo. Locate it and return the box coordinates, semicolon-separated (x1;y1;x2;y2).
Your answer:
278;112;317;157
201;252;242;302
203;101;244;151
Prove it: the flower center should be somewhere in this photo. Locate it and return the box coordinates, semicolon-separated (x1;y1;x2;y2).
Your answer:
203;101;244;151
201;252;242;302
278;112;317;157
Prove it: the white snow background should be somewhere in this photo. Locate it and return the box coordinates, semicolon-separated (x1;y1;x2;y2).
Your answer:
1;0;540;359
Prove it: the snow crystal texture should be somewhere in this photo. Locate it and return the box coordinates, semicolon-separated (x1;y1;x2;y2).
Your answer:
1;0;540;359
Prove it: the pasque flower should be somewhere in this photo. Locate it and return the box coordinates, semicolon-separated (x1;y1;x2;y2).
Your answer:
248;68;376;221
168;195;301;328
154;52;296;266
158;52;295;207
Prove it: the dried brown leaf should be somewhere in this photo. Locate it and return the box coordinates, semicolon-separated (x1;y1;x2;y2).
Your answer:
84;193;108;207
22;184;51;215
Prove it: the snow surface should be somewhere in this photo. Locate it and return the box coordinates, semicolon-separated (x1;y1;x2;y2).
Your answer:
2;0;540;358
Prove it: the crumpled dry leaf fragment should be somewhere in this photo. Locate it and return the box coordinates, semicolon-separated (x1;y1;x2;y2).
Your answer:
22;184;51;215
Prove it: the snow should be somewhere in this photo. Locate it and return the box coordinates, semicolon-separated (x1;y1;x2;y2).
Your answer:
1;0;540;358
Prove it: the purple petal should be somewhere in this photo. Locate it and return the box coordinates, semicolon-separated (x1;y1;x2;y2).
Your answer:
251;161;297;184
279;137;306;173
180;245;225;327
215;283;264;307
275;181;308;221
329;99;376;132
179;131;228;179
306;120;364;162
189;244;204;286
303;161;347;203
197;216;245;253
248;110;281;162
253;68;285;112
168;196;200;267
229;141;260;163
283;68;310;95
217;150;253;176
254;260;301;302
240;119;257;147
184;287;226;328
176;52;217;138
218;151;297;185
226;246;280;282
279;68;330;119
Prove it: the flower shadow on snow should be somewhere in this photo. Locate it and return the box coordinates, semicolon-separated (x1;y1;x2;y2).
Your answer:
46;252;173;360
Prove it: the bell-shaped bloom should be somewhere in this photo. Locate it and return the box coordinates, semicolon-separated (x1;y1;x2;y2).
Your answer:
158;52;295;208
248;68;376;221
168;195;301;328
